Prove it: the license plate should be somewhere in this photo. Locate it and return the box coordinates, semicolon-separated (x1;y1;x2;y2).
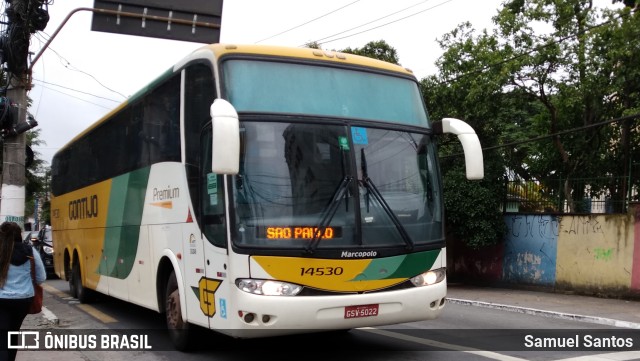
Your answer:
344;304;379;319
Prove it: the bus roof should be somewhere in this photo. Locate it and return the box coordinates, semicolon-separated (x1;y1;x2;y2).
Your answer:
55;43;416;157
204;43;415;76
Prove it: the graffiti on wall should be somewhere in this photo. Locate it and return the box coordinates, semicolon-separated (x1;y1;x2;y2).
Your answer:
592;247;614;261
503;214;559;286
509;214;559;239
563;216;605;235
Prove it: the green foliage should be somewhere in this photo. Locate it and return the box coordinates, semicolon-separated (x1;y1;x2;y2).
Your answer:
441;155;507;250
341;40;400;64
24;128;50;225
305;41;322;49
421;0;640;247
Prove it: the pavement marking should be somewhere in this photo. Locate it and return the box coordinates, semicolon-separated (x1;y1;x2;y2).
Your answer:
555;351;640;361
42;283;68;298
447;298;640;329
41;306;59;325
77;304;118;324
41;283;118;325
360;327;530;361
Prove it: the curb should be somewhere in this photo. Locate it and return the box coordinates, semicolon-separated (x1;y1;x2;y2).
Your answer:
447;298;640;329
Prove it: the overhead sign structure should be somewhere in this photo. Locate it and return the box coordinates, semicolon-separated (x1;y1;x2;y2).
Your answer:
91;0;222;44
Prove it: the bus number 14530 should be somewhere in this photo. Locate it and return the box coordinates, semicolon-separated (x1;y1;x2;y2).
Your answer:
300;267;344;276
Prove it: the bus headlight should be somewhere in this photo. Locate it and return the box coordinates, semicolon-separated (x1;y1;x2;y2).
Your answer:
236;279;303;296
410;268;446;287
43;246;54;255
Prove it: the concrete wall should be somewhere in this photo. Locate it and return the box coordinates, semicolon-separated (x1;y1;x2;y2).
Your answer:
450;204;640;298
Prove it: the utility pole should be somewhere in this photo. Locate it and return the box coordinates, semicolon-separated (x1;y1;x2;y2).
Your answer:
0;77;28;228
0;0;47;230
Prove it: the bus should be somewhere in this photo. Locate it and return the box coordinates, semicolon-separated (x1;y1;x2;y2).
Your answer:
51;43;483;350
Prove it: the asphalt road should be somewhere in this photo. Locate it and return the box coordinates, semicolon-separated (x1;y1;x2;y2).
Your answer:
14;278;640;361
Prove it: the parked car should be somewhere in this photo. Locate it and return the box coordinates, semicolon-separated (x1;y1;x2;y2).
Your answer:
23;231;39;245
30;226;55;277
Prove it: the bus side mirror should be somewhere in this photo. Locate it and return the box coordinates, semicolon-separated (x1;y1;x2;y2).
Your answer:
210;99;240;175
433;118;484;180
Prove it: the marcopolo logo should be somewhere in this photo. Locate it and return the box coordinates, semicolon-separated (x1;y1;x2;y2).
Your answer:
340;250;377;258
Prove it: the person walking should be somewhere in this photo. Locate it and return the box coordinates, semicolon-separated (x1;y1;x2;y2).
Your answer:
0;222;46;361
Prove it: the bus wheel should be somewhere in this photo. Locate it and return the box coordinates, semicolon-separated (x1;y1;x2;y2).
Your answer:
68;263;78;298
72;263;92;303
166;271;191;351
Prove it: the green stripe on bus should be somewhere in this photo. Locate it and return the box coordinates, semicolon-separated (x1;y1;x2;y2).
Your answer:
98;167;151;279
353;249;441;281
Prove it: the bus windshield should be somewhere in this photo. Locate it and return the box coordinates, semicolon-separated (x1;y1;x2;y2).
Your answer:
230;121;443;251
222;59;429;127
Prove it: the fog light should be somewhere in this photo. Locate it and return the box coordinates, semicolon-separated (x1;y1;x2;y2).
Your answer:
244;313;255;323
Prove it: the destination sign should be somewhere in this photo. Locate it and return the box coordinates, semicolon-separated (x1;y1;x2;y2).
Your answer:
259;226;342;240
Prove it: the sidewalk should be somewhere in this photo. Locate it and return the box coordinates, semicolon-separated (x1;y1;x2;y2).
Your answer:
447;283;640;329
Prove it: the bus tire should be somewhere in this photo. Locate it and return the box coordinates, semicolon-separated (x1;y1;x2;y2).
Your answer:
68;263;78;298
165;271;191;351
71;262;93;303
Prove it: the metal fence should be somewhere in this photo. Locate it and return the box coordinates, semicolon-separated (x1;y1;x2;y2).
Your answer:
503;176;638;214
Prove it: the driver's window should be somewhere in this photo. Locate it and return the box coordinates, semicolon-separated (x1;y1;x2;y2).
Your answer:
201;127;227;247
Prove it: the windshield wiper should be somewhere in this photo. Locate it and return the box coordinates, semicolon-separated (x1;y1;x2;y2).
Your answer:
305;176;352;254
360;149;414;250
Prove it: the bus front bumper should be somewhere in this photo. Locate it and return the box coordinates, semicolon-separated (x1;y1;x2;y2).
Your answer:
219;280;447;338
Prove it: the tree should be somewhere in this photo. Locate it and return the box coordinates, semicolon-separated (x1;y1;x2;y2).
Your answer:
304;41;322;49
24;128;50;226
340;40;400;65
491;0;640;212
420;22;512;248
424;0;639;223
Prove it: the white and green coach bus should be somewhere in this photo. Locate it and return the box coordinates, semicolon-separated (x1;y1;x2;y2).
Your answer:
51;43;483;350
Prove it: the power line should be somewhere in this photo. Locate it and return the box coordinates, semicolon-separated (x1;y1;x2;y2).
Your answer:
306;0;435;46
33;32;128;99
486;113;640;151
310;0;455;46
32;81;115;110
32;79;121;103
255;0;361;44
442;112;640;158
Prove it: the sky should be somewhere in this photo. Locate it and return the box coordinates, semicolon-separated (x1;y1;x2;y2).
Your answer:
24;0;618;167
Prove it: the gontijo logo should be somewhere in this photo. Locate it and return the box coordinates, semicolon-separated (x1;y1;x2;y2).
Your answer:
68;194;98;220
